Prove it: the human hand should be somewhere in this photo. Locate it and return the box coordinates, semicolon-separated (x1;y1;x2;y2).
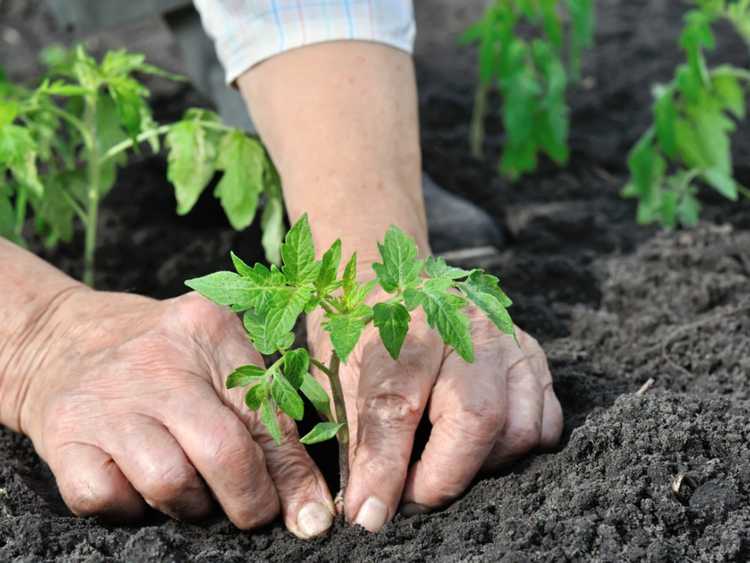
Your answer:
307;287;563;532
9;289;334;538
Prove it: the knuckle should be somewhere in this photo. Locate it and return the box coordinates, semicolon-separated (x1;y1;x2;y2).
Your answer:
232;495;279;530
65;480;119;517
455;402;502;445
505;420;542;454
170;293;237;334
141;461;198;502
363;392;422;429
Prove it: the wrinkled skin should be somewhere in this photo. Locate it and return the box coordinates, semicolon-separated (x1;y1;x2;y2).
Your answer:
307;287;563;532
14;289;335;538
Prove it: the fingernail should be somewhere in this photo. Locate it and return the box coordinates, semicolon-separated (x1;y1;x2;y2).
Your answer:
297;502;334;538
400;502;430;517
354;496;389;532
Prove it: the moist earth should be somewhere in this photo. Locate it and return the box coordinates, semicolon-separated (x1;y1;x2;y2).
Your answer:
2;0;750;561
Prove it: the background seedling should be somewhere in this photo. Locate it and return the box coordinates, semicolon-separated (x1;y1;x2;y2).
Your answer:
462;0;594;180
0;45;284;286
185;215;516;495
623;0;750;228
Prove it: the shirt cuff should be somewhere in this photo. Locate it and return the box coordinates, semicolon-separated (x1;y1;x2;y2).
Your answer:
193;0;416;85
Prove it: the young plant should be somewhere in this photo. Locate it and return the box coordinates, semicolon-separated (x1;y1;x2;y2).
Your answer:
462;0;594;180
623;0;750;227
0;45;284;286
185;215;516;494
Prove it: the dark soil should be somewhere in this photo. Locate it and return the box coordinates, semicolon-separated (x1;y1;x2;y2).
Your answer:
3;0;750;561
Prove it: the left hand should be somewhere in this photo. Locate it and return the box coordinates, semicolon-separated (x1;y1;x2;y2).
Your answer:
307;287;563;532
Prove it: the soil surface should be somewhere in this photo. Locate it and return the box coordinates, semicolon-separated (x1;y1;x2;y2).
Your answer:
3;0;750;561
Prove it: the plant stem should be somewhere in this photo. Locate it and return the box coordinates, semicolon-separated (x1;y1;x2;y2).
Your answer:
82;96;100;287
469;82;489;159
14;186;27;239
326;352;349;495
101;124;170;163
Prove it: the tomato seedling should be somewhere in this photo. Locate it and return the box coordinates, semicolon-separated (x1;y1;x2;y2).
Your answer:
462;0;594;180
623;0;750;227
0;45;284;286
185;215;516;493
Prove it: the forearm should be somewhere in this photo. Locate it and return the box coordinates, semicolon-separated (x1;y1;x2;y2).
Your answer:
0;238;85;432
237;42;429;263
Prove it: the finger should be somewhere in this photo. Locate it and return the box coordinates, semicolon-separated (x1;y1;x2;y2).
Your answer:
252;412;336;539
52;442;145;521
345;323;443;532
482;353;545;470
401;329;505;513
163;385;281;530
531;351;563;448
107;415;214;521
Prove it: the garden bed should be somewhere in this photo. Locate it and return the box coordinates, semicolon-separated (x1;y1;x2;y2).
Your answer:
2;0;750;561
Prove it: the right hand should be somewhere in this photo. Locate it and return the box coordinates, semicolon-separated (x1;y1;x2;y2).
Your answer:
6;288;334;538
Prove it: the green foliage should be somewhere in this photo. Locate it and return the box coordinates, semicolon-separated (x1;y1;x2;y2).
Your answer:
623;2;750;227
0;45;284;284
463;0;595;180
186;216;516;445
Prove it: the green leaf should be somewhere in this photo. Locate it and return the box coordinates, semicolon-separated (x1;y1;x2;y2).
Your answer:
283;348;309;388
281;214;320;284
230;251;254;277
245;381;269;410
418;278;474;363
185;271;258;309
260;399;283;445
166;119;217;215
300;422;344;445
226;364;266;389
271;371;304;421
342;252;358;296
373;302;411;360
0;125;43;197
702;168;738;201
300;373;331;418
459;271;515;336
243;309;288;355
263;285;315;349
653;86;677;158
316;239;342;294
215;131;265;230
677;190;701;226
325;312;366;363
372;226;423;293
711;66;746;118
424;256;473;280
107;77;147;139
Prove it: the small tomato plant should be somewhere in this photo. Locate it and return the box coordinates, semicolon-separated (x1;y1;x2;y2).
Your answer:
185;215;516;493
462;0;594;180
623;0;750;227
0;45;284;286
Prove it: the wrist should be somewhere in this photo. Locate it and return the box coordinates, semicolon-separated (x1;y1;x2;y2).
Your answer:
0;281;89;434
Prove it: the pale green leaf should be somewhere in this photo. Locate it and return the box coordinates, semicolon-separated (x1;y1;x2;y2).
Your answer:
418;278;474;362
424;256;473;280
300;422;344;445
316;239;342;294
325;313;366;363
245;381;268;410
226;364;266;389
271;372;304;421
215;131;265;230
459;271;515;336
283;348;309;388
281;214;319;284
166;119;216;215
372;226;423;293
260;398;283;445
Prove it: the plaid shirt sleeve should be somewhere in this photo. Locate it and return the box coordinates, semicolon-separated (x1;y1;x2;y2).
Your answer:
193;0;415;84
